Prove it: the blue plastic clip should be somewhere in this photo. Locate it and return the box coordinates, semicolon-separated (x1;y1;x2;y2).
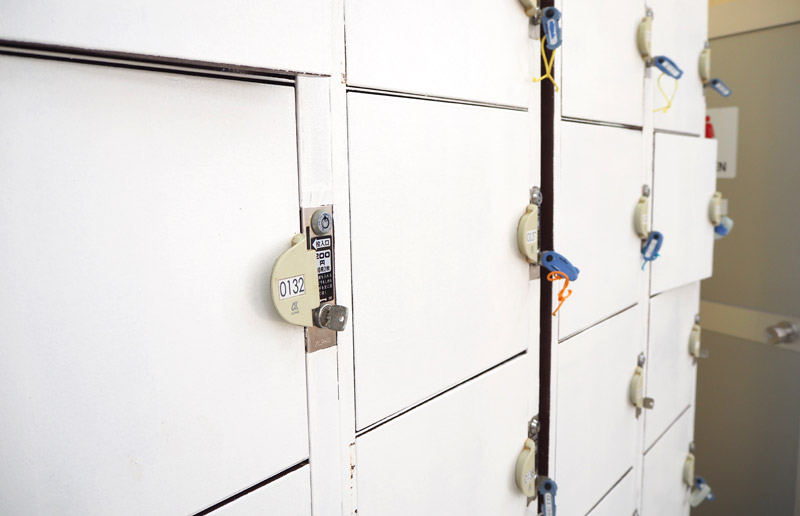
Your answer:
695;477;715;502
542;7;562;50
708;78;732;97
714;216;734;239
653;56;683;79
538;477;558;516
541;251;580;281
641;231;663;268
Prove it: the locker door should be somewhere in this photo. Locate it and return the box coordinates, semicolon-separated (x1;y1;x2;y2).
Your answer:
554;306;642;516
642;408;694;516
213;466;312;516
561;0;646;126
650;0;708;135
556;123;644;339
347;93;535;429
645;282;699;450
355;356;532;515
344;0;530;106
651;134;717;295
585;470;637;516
0;56;309;515
0;0;330;74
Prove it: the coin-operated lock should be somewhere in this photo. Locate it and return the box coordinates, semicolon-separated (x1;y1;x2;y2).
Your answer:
637;9;654;65
634;185;651;239
689;315;709;360
515;416;540;499
517;188;579;316
699;41;733;98
630;354;655;417
270;208;349;335
686;444;715;507
518;0;540;19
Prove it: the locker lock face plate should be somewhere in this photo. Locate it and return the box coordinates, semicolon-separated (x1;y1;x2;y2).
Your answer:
271;233;321;328
637;10;653;61
708;192;723;225
630;363;654;413
515;438;538;497
684;453;696;486
689;323;707;359
634;188;651;239
517;203;540;263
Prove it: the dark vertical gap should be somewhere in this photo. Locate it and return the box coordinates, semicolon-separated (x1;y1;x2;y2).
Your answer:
538;0;556;482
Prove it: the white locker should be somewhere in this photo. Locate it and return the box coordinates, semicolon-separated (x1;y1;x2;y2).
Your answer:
650;0;708;135
347;93;536;429
213;466;312;516
641;409;694;516
0;56;309;515
651;134;716;295
560;0;646;126
585;470;637;516
645;282;699;450
556;122;644;339
0;0;331;74
554;306;643;516
344;0;530;107
355;355;532;516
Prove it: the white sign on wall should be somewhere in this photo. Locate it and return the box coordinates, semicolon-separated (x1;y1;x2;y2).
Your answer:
707;106;738;179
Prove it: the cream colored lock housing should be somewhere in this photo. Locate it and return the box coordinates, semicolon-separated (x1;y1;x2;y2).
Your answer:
709;192;723;225
515;438;538;497
684;453;696;486
699;45;711;83
271;233;321;328
689;323;702;358
517;203;540;264
634;194;650;239
637;11;653;60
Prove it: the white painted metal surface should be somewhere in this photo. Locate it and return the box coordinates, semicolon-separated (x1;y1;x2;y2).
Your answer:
561;0;646;126
347;93;534;429
355;356;531;516
642;409;694;516
645;282;699;449
650;0;708;135
651;134;716;294
586;470;638;516
344;0;530;107
214;466;312;516
556;123;644;339
0;0;331;74
0;56;309;515
555;306;643;516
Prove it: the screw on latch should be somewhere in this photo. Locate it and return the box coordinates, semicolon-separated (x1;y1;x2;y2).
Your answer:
642;185;651;197
530;187;543;206
695;314;701;324
689;441;696;453
638;353;646;367
529;415;541;440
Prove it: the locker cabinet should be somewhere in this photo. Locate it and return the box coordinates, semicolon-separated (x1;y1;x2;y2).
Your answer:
554;306;643;516
214;466;312;516
355;355;532;516
645;282;699;450
347;93;536;429
0;0;331;74
650;0;708;135
642;409;694;516
0;56;309;515
560;0;646;126
651;134;716;295
344;0;530;107
556;122;644;339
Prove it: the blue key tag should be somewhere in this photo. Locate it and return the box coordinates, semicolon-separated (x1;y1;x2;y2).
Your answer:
541;251;580;281
542;7;562;50
714;216;733;239
708;78;732;97
689;476;715;507
538;477;558;516
641;231;663;265
653;56;683;79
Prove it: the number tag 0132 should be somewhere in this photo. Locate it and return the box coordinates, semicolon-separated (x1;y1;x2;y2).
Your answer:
271;233;320;328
